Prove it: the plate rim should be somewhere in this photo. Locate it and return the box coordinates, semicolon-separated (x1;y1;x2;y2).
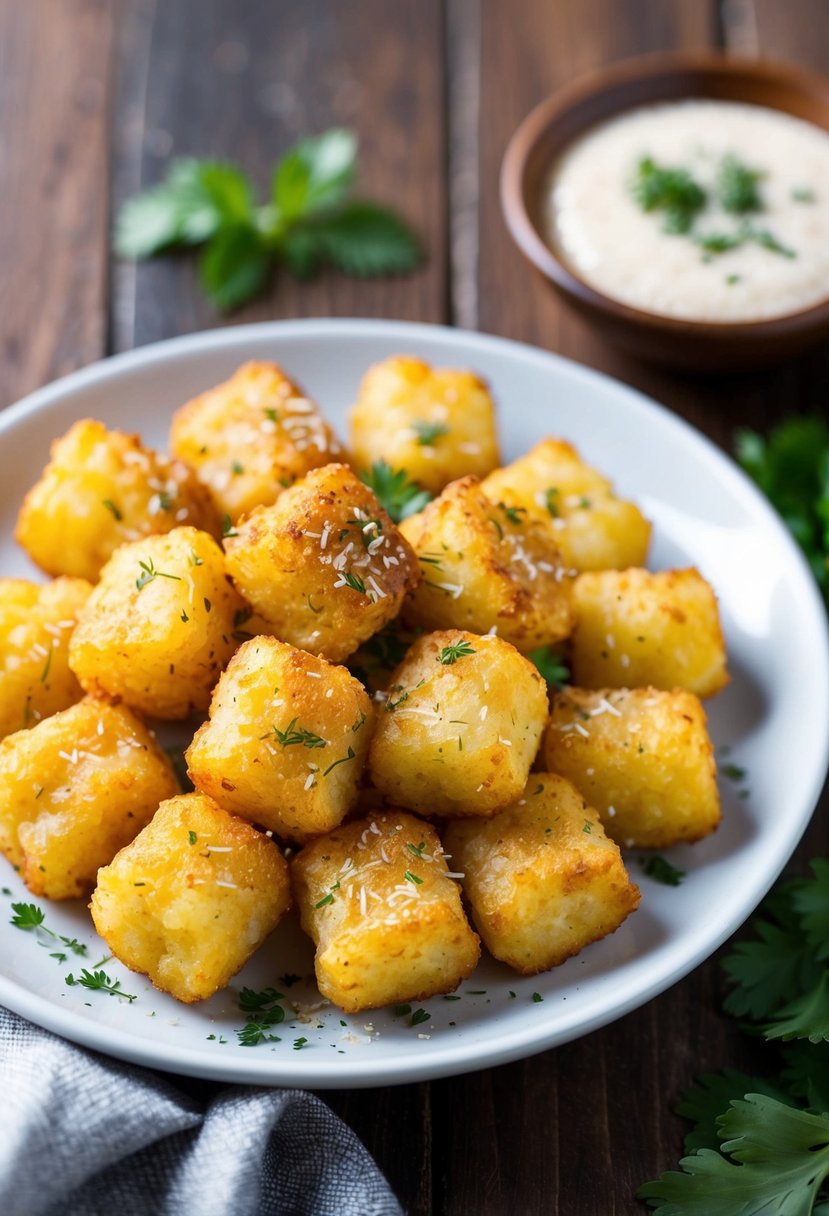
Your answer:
1;316;827;1088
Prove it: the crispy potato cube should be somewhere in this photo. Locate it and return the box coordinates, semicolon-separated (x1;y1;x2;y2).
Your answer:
0;577;92;740
399;477;573;652
69;526;243;719
570;567;729;697
368;630;548;818
187;637;374;843
349;355;501;494
91;792;291;1003
16;419;220;581
481;438;651;571
445;773;640;973
542;687;720;848
0;697;178;899
224;463;420;663
292;809;480;1012
170;361;346;522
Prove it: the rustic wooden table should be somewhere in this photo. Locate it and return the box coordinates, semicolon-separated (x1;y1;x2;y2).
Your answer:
3;1;828;1211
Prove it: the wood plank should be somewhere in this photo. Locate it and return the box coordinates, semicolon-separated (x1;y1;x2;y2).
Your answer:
0;0;112;408
111;0;448;352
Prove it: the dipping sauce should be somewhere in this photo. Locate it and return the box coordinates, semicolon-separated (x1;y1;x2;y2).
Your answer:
544;100;829;323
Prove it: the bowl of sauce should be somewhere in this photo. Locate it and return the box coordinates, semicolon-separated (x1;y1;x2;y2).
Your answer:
501;53;829;369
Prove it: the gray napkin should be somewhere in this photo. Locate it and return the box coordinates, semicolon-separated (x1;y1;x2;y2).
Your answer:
0;1005;403;1216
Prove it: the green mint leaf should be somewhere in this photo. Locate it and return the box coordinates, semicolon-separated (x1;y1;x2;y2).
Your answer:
199;224;270;312
310;201;422;277
273;128;357;222
639;1095;829;1213
198;162;256;224
114;158;220;258
281;226;324;278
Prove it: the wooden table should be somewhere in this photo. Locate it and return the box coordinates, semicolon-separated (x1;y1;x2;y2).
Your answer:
2;2;828;1211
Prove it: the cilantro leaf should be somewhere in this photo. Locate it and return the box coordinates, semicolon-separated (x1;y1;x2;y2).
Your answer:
764;971;829;1044
199;224;270;312
639;1095;829;1213
359;461;432;523
792;860;829;962
722;889;819;1021
676;1070;794;1154
781;1039;829;1114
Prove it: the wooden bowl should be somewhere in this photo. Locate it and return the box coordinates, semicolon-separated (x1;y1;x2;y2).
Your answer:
501;52;829;370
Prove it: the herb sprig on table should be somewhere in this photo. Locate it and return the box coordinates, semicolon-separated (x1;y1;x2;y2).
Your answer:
115;129;422;311
639;863;829;1212
736;417;829;602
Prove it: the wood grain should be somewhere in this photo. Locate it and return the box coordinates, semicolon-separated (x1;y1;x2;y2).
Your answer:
111;0;448;352
0;0;112;408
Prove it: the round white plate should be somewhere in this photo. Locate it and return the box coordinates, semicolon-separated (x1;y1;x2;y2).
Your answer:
0;319;827;1089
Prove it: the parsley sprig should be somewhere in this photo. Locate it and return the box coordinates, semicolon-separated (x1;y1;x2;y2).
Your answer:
236;986;286;1046
66;968;137;1002
115;130;422;312
736;417;829;602
10;902;89;963
359;460;432;523
639;862;829;1212
528;647;570;690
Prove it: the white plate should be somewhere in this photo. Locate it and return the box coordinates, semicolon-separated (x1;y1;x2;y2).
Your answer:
0;319;827;1089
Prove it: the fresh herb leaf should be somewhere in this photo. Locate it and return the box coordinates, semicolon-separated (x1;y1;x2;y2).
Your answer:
116;131;420;311
10;902;46;930
342;572;366;595
360;460;432;523
322;747;356;777
438;640;476;665
410;1008;430;1027
717;155;764;214
631;156;707;234
271;719;327;749
639;855;686;887
102;498;122;521
412;420;450;446
236;986;286;1046
135;558;181;591
404;870;424;886
66;969;137;1002
638;1095;829;1213
735;417;829;601
238;986;285;1012
676;1069;793;1154
528;647;569;689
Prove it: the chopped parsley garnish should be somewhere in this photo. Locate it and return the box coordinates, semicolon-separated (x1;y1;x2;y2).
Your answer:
544;487;559;517
135;558;181;591
640;854;686;887
188;830;198;845
189;549;204;566
314;881;340;909
438;639;476;665
292;1037;309;1050
582;820;593;834
222;514;239;538
631;156;706;234
393;1003;412;1017
279;973;301;988
412;420;450;446
66;968;136;1001
40;648;52;684
499;502;527;526
271;718;327;749
532;992;543;1003
359;460;432;523
721;762;747;782
264;407;279;423
717;154;763;214
406;841;427;859
351;711;367;733
102;498;122;521
404;870;424;885
236;987;286;1046
418;553;443;568
231;461;244;475
410;1008;430;1027
792;187;816;203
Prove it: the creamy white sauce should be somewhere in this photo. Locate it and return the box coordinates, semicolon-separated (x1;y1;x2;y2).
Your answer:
545;100;829;322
